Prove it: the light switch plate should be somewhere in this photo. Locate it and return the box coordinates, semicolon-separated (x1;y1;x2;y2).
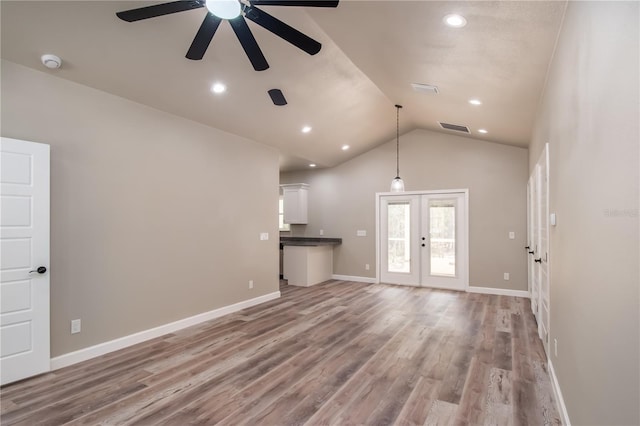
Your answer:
550;213;557;226
356;230;367;237
260;233;269;241
509;232;515;239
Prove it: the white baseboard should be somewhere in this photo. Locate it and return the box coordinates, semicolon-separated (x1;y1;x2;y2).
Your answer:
466;286;530;298
50;291;281;371
548;358;571;426
331;274;377;284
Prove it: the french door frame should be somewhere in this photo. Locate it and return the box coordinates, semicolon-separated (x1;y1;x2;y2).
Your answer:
375;189;469;290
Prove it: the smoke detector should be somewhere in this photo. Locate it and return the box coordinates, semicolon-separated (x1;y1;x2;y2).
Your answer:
41;54;62;69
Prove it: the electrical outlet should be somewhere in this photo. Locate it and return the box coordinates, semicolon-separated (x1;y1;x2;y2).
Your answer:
249;280;254;289
365;264;370;271
319;229;324;236
503;272;510;280
71;319;81;334
554;338;558;357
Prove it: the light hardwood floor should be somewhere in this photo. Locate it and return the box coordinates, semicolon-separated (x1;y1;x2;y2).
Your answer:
1;280;561;425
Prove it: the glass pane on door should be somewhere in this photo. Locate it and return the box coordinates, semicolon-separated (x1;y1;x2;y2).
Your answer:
429;200;456;277
387;202;411;273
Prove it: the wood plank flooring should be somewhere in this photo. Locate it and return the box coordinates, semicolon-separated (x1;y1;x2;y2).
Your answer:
1;280;561;425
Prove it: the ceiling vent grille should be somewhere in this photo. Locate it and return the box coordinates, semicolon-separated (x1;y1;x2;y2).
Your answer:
411;83;439;94
439;122;470;133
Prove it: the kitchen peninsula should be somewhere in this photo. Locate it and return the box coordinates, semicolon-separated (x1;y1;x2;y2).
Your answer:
280;237;342;287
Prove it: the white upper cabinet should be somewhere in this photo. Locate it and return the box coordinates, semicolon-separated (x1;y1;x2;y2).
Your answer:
281;184;309;224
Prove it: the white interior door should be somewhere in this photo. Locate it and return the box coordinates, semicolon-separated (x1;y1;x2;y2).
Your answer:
528;174;539;318
536;144;550;351
1;137;50;385
378;191;468;290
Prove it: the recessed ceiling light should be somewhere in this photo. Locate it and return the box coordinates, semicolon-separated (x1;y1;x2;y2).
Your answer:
301;126;312;133
478;129;488;134
443;14;467;28
469;99;482;106
341;145;350;151
211;83;226;94
309;163;317;168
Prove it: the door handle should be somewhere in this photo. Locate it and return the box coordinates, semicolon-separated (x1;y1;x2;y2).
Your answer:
528;251;534;254
525;246;530;249
29;266;47;274
534;258;542;263
422;237;426;241
421;243;425;247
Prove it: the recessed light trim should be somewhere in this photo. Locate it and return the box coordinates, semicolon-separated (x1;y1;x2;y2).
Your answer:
469;99;482;106
341;145;350;151
443;14;467;28
309;163;317;168
211;83;226;94
478;129;488;134
301;126;312;133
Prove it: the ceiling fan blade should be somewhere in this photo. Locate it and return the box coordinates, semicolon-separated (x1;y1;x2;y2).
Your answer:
250;0;338;7
186;13;222;60
228;18;269;71
116;1;204;22
268;89;287;106
245;6;321;55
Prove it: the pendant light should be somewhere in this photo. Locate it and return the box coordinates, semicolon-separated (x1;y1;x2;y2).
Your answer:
390;104;405;192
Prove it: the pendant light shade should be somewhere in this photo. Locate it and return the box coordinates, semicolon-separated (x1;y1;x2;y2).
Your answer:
390;104;405;192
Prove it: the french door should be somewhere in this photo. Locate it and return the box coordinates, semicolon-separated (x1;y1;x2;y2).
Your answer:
379;191;468;290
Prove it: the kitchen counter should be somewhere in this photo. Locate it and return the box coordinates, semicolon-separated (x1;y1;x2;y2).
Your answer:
280;237;342;247
281;237;341;287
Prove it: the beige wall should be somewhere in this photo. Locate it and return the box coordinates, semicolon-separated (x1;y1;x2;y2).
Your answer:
1;61;280;357
528;2;639;424
282;129;528;291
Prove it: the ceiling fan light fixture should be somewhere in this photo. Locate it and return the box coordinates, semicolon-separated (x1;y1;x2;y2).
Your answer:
206;0;241;20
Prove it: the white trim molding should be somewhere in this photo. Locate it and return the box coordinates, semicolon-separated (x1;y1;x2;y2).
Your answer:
548;359;571;426
50;291;281;370
331;274;377;284
467;286;530;298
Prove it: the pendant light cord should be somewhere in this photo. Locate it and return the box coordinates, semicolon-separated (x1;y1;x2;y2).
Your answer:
395;104;402;177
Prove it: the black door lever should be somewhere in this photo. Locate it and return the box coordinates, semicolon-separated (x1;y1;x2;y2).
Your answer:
534;258;542;263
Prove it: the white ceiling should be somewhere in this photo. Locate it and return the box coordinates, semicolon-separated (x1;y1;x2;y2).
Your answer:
0;1;566;171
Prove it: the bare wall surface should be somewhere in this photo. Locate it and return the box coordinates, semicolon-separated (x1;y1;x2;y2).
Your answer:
1;60;280;357
282;129;528;290
529;2;639;424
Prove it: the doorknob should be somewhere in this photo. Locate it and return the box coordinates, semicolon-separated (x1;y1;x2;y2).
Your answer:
534;258;542;263
421;243;425;247
29;266;47;274
422;237;426;241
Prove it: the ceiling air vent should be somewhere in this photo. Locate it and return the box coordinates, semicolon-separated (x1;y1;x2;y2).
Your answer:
411;83;439;94
439;122;470;133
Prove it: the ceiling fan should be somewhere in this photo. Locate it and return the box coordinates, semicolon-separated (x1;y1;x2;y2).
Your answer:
116;0;339;72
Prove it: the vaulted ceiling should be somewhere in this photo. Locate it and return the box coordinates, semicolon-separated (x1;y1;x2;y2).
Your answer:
1;1;566;171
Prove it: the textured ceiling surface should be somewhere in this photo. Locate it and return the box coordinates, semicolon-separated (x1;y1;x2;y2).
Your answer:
0;1;566;171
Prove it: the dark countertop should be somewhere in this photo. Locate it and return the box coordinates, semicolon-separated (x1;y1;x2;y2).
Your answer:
280;237;342;247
